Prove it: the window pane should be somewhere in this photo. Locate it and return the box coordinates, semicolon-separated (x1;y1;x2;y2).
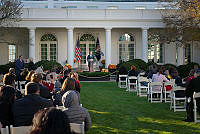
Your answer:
80;44;86;64
41;44;47;60
9;45;16;62
50;44;57;61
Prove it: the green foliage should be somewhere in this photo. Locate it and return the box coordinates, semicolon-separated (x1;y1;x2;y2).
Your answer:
177;62;199;78
163;63;177;70
78;72;110;77
116;59;147;71
34;60;63;71
147;61;157;67
0;62;16;74
0;60;63;74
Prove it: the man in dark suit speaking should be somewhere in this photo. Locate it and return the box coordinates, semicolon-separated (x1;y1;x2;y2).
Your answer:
87;51;95;72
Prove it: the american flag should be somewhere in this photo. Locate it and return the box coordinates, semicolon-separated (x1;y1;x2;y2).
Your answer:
75;37;81;62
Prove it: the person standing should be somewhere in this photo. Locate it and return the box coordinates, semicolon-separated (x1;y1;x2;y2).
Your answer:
87;51;95;72
15;55;25;81
28;58;35;71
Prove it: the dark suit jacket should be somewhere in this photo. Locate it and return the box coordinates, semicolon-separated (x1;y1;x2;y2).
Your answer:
185;76;200;98
15;59;24;75
87;55;95;67
12;94;53;126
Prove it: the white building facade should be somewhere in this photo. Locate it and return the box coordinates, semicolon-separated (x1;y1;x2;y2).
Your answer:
0;0;200;69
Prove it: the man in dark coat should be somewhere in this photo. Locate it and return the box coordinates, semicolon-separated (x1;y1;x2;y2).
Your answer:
185;69;200;122
87;51;95;72
15;55;25;79
12;82;53;126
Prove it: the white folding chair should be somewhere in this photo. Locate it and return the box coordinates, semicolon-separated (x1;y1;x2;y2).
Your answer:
10;125;31;134
170;86;186;112
163;81;175;103
148;82;163;103
137;77;149;97
19;81;26;94
1;126;9;134
70;122;85;134
193;92;200;123
127;76;137;92
118;75;127;88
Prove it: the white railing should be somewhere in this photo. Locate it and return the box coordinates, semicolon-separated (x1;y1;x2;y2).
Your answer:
21;0;168;10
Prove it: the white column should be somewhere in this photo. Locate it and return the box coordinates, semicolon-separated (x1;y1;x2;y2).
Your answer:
48;0;54;8
177;45;184;66
29;27;36;62
141;27;149;63
67;27;74;67
105;27;112;68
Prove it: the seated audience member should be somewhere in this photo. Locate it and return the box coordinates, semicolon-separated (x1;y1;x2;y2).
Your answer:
3;73;22;99
152;67;169;92
25;70;35;84
8;68;16;76
62;90;91;132
31;73;52;99
147;64;157;79
0;86;16;127
186;69;195;84
53;78;79;106
185;69;200;122
171;70;185;97
128;65;138;77
12;82;53;126
54;79;62;93
20;68;29;81
42;80;54;92
29;108;71;134
71;73;81;93
59;70;71;85
116;65;128;84
46;69;58;82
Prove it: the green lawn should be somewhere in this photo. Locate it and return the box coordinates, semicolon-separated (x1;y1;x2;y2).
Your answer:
80;82;200;134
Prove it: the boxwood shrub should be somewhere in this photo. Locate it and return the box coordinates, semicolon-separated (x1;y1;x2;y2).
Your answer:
0;60;63;74
78;72;110;77
116;59;147;72
34;60;63;71
177;62;199;78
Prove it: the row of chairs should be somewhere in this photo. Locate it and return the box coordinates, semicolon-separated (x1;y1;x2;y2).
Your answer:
1;122;85;134
118;75;176;102
118;75;200;123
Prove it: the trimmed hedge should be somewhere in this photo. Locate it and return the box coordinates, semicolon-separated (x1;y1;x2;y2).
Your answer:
163;64;177;70
78;72;110;77
177;62;199;78
0;60;63;74
116;59;147;71
34;60;63;71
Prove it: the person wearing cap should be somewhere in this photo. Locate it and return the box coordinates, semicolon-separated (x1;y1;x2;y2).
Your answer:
184;69;200;122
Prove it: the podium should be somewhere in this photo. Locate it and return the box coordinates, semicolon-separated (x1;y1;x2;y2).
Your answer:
89;59;94;72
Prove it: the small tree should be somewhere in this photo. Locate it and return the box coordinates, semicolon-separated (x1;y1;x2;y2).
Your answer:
0;0;23;27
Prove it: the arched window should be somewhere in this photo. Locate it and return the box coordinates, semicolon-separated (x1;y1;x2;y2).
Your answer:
80;34;95;41
40;34;57;61
79;34;96;64
119;33;135;63
41;34;57;41
148;34;164;63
